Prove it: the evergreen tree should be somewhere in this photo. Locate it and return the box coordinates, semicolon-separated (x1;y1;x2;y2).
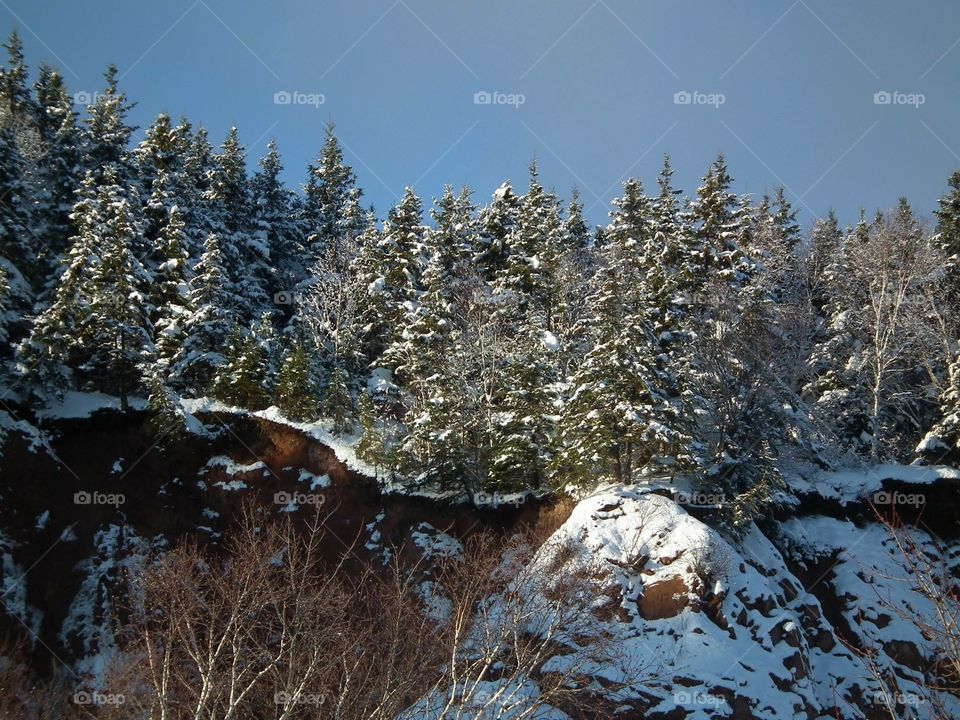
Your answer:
78;172;152;409
31;64;83;271
302;124;362;265
355;389;387;468
0;29;31;122
376;187;425;359
146;364;187;452
934;169;960;295
556;179;685;485
152;204;192;366
20;169;152;408
0;123;34;342
475;181;520;282
210;325;270;409
84;65;136;181
322;362;353;433
205;127;268;323
251;140;299;303
274;340;318;422
169;233;233;391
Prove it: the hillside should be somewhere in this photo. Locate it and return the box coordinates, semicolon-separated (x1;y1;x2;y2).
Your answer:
1;397;957;718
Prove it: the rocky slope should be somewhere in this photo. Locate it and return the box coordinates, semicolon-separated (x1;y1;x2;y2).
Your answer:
0;395;957;718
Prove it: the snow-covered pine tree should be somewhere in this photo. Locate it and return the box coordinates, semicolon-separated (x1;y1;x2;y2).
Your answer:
251;140;300;305
84;65;137;182
322;362;353;434
146;364;187;452
210;324;270;409
168;232;233;391
0;30;31;123
30;64;84;272
687;154;753;298
555;179;684;485
134;113;188;203
16;172;101;403
274;339;318;422
179;124;217;258
0;123;35;349
553;188;594;376
151;204;192;367
483;164;568;491
355;388;387;469
19;167;152;408
385;186;476;483
474;181;520;282
376;186;425;360
384;185;465;389
78;169;153;409
929;172;960;456
302;124;363;268
934;169;960;298
204;127;268;325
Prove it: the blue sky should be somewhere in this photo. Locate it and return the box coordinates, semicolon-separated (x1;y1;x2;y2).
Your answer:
5;0;960;229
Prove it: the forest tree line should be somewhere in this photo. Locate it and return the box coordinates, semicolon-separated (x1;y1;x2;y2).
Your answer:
1;32;960;530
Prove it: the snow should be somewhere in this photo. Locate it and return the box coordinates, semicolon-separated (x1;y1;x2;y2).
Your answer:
181;398;379;477
35;391;149;419
525;485;958;718
201;455;268;477
410;522;463;559
788;462;960;504
298;468;330;489
60;525;162;685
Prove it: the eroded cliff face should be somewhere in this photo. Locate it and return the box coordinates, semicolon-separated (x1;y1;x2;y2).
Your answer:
0;404;956;719
0;407;568;676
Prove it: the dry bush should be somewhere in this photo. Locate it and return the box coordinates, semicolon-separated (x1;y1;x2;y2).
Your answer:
53;505;646;719
525;494;577;549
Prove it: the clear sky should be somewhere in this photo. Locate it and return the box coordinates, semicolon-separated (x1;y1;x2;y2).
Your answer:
4;0;960;229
